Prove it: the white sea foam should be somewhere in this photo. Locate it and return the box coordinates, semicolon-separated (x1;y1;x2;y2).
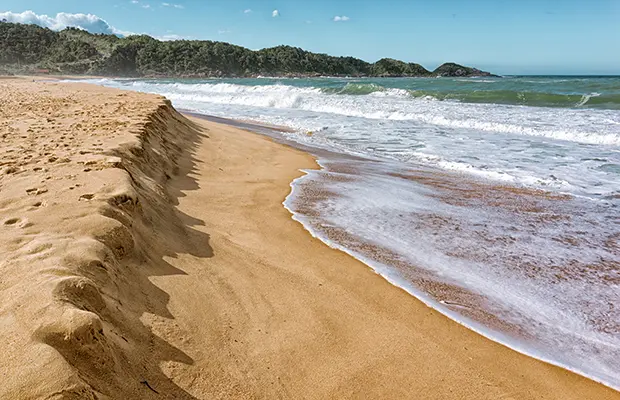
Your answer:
81;77;620;390
104;80;620;146
284;158;620;390
367;88;410;97
83;79;620;199
455;79;498;83
576;92;601;107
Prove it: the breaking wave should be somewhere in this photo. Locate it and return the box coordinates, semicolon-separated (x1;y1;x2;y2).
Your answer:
102;80;620;146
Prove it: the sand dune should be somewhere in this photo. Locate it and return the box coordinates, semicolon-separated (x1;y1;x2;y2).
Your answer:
0;80;203;398
0;79;617;399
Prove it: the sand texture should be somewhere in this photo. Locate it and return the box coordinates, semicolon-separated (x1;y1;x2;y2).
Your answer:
0;79;618;399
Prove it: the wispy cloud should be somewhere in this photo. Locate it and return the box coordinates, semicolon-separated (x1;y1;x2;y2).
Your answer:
244;9;252;14
153;29;193;40
0;10;132;35
333;15;350;22
155;33;191;40
218;29;231;34
272;9;280;17
130;0;151;9
161;2;183;8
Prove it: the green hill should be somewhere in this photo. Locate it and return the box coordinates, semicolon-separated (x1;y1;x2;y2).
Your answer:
0;21;495;78
433;62;493;77
370;58;431;77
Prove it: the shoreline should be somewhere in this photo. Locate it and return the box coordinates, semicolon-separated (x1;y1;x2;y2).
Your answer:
181;114;619;398
190;112;620;392
0;78;618;398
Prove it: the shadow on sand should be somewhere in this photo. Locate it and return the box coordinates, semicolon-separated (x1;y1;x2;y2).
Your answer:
87;109;214;398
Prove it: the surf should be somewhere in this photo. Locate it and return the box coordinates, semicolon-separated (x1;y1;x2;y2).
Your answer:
83;75;620;391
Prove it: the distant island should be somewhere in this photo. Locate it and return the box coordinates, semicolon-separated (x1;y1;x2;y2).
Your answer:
0;21;496;78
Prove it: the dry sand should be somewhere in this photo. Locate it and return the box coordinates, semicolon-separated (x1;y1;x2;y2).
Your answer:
0;79;618;399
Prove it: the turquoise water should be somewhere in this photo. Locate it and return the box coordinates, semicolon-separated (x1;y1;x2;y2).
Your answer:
131;75;620;109
90;75;620;197
83;76;620;390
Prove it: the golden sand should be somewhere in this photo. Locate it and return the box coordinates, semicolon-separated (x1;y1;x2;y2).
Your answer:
0;79;617;399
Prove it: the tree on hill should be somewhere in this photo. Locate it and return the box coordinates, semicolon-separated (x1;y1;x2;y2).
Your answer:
433;62;494;77
371;58;431;77
0;21;495;78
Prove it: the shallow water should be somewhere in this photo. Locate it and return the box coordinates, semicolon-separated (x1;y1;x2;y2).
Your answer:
84;76;620;390
285;156;619;389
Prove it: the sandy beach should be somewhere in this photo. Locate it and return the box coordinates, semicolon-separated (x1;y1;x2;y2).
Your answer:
0;78;618;399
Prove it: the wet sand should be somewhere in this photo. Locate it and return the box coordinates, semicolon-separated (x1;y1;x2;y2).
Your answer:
0;78;618;399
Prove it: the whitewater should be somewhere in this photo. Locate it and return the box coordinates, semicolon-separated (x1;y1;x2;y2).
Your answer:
83;76;620;390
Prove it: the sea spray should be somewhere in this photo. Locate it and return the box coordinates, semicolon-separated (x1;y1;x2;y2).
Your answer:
83;75;620;390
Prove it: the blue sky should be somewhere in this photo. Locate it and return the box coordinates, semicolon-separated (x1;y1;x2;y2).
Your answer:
1;0;619;75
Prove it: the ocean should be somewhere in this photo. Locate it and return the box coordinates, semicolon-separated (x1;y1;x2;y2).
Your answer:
83;76;620;390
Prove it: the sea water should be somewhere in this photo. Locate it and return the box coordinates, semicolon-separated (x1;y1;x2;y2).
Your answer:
83;76;620;390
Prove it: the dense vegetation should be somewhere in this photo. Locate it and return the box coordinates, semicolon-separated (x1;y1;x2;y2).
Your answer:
0;21;495;77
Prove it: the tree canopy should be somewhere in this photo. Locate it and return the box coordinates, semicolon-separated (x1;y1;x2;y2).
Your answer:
0;21;495;78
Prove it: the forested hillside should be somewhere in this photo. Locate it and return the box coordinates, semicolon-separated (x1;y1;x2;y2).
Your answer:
0;21;495;77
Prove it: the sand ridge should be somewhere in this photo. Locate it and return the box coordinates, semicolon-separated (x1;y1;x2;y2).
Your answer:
0;79;618;399
0;79;205;398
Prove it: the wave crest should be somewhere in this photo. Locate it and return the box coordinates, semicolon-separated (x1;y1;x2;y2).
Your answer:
88;79;620;146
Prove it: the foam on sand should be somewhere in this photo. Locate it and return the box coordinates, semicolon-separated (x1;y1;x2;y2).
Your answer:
1;79;618;399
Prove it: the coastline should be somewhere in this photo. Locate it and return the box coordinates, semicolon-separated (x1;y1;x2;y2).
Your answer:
0;78;618;398
191;112;620;392
281;155;620;392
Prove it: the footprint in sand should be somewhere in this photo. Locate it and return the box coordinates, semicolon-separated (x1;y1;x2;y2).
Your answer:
79;194;95;201
3;217;32;228
26;188;48;195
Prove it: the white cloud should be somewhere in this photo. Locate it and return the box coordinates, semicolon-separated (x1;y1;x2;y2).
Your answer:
333;15;350;22
155;33;192;40
217;29;231;34
131;0;139;3
161;2;183;8
142;4;151;9
0;10;131;35
244;9;252;14
152;29;193;40
272;9;279;17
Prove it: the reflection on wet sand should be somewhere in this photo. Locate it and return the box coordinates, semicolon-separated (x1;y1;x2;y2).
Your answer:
287;154;620;387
